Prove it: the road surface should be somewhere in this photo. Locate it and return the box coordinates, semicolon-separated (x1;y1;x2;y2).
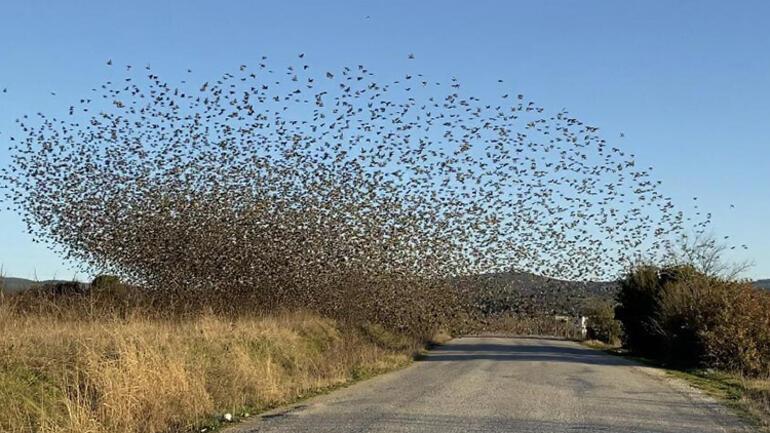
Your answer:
229;336;751;433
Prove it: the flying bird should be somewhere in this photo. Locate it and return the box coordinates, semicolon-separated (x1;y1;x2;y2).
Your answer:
0;57;712;327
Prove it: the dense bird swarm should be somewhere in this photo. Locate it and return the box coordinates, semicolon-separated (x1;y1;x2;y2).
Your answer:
1;57;710;324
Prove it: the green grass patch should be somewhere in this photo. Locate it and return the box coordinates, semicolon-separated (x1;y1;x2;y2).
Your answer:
666;369;743;402
664;369;769;431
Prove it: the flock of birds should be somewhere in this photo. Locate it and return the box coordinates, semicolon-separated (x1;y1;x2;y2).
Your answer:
0;55;718;304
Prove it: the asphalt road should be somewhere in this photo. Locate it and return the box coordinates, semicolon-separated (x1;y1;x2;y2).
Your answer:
230;337;751;433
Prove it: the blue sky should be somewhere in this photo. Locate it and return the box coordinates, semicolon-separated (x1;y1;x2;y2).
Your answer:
0;0;768;280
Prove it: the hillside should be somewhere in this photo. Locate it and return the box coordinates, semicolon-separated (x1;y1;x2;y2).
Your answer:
2;272;617;316
454;271;618;317
459;274;770;316
0;277;86;294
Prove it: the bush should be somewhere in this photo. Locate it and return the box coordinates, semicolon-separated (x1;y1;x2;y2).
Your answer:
614;265;694;357
699;282;770;376
41;281;88;296
91;275;121;292
616;264;770;376
584;301;622;344
653;274;724;367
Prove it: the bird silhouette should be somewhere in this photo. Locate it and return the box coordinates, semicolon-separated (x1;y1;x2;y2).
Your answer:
0;57;716;327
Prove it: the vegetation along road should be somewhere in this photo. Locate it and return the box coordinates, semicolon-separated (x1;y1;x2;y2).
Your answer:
229;337;750;433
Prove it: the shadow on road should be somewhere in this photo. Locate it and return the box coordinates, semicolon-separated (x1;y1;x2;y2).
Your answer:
422;340;633;366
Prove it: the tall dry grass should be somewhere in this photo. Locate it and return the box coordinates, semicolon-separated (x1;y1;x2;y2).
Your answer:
0;296;419;433
742;377;770;430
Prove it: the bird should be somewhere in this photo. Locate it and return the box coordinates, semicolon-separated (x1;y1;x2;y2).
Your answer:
0;56;719;329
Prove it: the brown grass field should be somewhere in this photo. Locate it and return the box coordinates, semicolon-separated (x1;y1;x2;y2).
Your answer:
2;272;768;432
0;293;428;433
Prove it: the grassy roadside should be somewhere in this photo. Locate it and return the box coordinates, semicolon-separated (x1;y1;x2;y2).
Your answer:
0;299;438;433
582;340;770;432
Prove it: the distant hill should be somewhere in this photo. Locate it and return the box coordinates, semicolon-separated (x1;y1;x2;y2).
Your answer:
0;277;87;294
453;271;618;317
458;274;770;316
3;271;619;315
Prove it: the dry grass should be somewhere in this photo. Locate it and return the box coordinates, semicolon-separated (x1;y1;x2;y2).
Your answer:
0;300;418;433
581;339;620;350
742;377;770;431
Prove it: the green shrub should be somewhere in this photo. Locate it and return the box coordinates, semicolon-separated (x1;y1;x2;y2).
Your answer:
91;275;121;292
614;265;691;357
584;301;622;344
653;275;722;367
616;264;770;376
699;282;770;376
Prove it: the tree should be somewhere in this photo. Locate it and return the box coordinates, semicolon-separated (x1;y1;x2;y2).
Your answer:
666;232;753;279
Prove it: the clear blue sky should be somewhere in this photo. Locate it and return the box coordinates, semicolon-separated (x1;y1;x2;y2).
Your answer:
1;0;768;281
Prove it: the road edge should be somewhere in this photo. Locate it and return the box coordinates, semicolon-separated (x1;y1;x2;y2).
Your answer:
219;334;454;433
580;341;760;433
